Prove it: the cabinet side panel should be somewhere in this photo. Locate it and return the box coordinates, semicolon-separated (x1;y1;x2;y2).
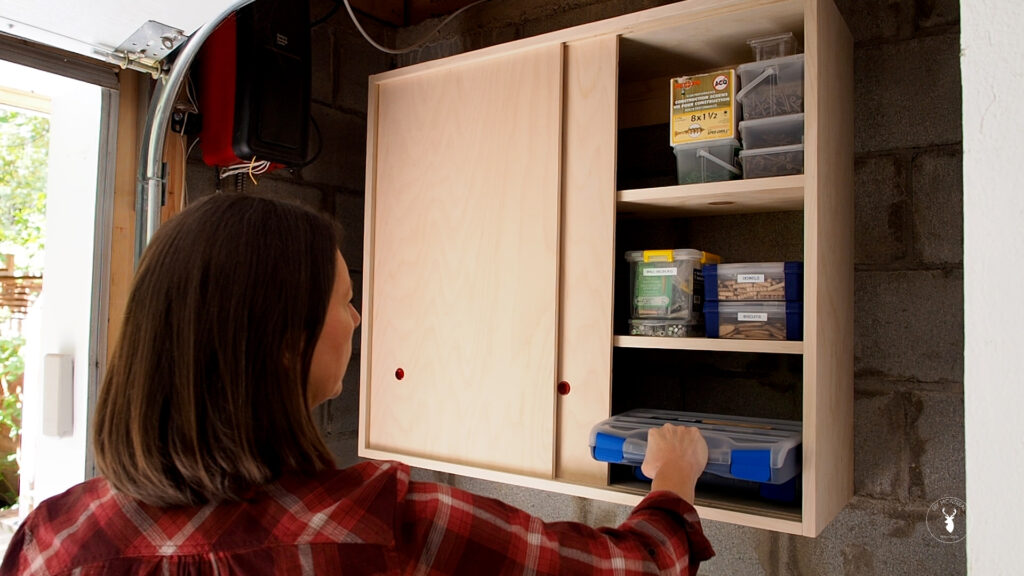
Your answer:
366;44;562;477
802;0;854;536
557;35;619;485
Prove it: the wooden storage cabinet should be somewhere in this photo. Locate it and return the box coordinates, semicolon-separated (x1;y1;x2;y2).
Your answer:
360;0;852;536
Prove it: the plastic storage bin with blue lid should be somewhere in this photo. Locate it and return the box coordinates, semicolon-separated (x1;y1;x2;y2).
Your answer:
589;408;801;485
704;262;803;302
705;300;803;340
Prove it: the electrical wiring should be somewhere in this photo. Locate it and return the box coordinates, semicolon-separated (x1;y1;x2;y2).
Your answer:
219;157;273;183
341;0;491;55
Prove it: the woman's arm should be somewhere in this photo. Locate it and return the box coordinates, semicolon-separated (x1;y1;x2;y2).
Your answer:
396;424;712;575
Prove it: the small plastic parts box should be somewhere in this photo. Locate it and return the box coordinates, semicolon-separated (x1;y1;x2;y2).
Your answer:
703;262;803;302
736;54;804;120
628;318;704;338
626;249;721;322
738;143;804;178
672;138;741;184
705;300;803;340
747;32;799;61
589;408;801;485
738;113;804;150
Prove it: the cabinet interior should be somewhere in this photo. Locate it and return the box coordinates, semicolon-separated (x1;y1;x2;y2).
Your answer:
603;0;811;521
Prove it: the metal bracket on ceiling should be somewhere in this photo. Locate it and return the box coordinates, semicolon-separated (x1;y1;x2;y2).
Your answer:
109;20;187;78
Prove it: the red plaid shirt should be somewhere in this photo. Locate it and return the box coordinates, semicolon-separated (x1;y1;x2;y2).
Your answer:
0;460;713;575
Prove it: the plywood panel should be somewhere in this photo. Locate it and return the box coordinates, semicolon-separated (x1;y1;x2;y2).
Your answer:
556;35;618;485
801;0;854;536
365;44;563;478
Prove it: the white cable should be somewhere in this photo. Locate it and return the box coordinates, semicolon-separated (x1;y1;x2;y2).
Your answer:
341;0;490;55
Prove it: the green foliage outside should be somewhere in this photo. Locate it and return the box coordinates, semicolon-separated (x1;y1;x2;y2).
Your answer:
1;107;49;275
0;335;24;507
0;105;50;508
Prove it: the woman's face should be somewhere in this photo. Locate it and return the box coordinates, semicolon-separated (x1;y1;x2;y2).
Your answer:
307;251;361;408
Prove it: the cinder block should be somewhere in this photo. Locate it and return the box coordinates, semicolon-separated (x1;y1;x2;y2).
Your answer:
297;106;367;190
912;149;963;265
245;177;324;210
909;390;965;504
331;22;393;113
854;154;909;265
324;430;362;468
409;467;452;485
854;388;910;499
334;191;365;273
854;270;963;382
832;0;915;42
854;34;961;153
447;475;585;524
691;522;773;576
917;0;959;29
336;356;362;434
779;498;965;575
310;25;335;106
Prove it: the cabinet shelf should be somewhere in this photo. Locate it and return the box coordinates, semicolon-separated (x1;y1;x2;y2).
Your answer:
617;175;804;217
614;335;804;354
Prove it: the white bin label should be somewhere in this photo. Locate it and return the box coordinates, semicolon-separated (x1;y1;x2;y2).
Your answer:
643;267;678;277
737;273;765;283
737;312;769;322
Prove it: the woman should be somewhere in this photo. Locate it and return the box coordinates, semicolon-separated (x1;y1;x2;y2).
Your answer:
0;194;713;575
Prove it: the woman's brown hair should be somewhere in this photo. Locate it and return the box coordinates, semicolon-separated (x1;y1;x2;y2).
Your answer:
93;193;340;506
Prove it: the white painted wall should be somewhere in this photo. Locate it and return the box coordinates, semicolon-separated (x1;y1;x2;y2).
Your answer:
0;61;103;513
962;2;1024;573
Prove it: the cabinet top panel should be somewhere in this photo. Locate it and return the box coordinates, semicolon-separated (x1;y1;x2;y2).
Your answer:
370;0;806;84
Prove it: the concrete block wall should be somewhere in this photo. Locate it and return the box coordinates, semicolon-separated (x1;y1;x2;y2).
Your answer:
184;0;965;573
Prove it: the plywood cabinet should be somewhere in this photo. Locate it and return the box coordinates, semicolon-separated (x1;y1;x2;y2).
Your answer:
360;0;852;536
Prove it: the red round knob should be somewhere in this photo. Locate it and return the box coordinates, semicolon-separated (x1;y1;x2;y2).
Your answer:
557;381;570;396
395;368;404;380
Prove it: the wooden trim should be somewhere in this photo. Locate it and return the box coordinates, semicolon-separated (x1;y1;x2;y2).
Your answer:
161;130;186;222
556;35;618;485
358;81;379;457
0;86;51;113
0;31;119;90
106;71;144;358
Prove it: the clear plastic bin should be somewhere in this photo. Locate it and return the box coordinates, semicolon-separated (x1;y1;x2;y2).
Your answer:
738;113;804;150
747;32;799;61
626;249;720;321
736;54;804;120
704;301;803;340
672;138;741;184
628;318;704;338
589;408;802;485
703;262;803;301
738;143;804;178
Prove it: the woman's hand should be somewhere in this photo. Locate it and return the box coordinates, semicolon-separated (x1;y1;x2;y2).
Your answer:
640;424;709;504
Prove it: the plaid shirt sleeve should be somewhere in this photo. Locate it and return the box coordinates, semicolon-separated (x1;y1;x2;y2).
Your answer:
396;470;714;575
